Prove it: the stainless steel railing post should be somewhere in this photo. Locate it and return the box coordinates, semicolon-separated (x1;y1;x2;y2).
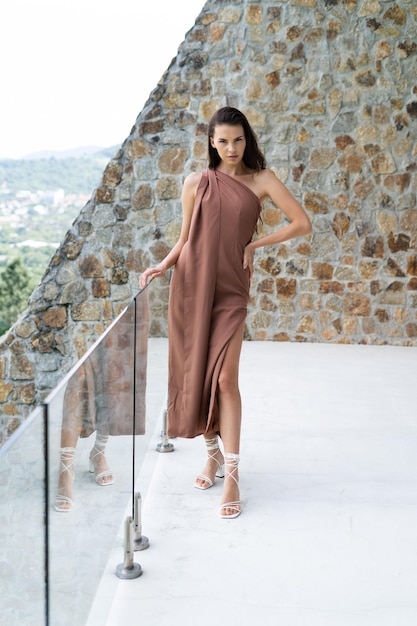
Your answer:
156;405;174;453
133;492;149;551
116;516;142;579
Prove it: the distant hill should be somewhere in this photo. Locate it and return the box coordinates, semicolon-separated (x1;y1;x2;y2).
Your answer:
0;145;120;195
22;145;120;160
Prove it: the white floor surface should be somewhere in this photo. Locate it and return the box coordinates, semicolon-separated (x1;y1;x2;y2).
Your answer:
87;340;417;626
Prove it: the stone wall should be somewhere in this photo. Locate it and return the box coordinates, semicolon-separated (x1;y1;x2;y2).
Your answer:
1;0;416;442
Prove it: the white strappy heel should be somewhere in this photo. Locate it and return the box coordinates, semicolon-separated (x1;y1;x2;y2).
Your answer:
194;435;225;490
89;434;114;486
219;453;241;519
54;446;75;512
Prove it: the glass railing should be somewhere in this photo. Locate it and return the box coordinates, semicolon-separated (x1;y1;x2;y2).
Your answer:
0;405;47;625
0;287;165;625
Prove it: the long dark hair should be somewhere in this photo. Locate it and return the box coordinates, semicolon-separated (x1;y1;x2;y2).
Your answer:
207;107;266;171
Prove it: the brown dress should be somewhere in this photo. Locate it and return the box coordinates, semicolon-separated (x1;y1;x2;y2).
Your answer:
167;168;261;438
62;293;149;439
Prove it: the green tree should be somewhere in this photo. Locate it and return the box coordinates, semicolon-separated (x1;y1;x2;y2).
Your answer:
0;258;35;334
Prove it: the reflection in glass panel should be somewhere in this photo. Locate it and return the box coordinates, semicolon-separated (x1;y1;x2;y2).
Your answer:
48;293;149;625
0;407;46;626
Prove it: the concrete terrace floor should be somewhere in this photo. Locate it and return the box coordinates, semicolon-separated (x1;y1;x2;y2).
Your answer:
87;338;417;626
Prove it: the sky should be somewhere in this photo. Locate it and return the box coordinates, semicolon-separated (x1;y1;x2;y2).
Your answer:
0;0;204;159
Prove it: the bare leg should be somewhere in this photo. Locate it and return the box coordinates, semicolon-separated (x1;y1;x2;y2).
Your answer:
217;320;245;517
55;364;88;511
194;433;225;489
55;424;82;512
89;432;114;485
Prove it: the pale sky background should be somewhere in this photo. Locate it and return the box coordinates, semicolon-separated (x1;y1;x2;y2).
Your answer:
0;0;205;159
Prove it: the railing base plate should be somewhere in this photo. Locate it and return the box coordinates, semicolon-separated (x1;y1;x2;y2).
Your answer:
116;563;143;579
134;535;150;551
156;442;174;453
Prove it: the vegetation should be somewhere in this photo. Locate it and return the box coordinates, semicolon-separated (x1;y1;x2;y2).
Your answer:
0;259;35;334
0;152;114;195
0;200;82;284
0;147;119;334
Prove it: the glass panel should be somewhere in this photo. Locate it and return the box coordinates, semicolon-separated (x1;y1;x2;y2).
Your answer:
0;407;46;626
47;292;150;625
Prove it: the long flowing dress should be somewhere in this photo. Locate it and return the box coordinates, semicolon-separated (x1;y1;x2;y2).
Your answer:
62;293;149;438
167;168;261;438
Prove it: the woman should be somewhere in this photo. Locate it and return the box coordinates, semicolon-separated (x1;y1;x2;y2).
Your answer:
140;106;312;519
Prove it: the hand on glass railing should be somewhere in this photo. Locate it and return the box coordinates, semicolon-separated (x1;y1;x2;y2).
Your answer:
139;264;166;289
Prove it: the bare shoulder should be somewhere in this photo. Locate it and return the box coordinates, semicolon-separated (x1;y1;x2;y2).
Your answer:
183;171;204;196
253;168;286;199
184;171;204;185
257;168;282;185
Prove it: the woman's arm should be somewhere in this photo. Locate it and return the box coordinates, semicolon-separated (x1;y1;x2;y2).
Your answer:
139;172;202;288
243;169;312;277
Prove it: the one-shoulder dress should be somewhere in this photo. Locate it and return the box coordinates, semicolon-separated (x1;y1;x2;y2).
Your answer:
167;168;261;438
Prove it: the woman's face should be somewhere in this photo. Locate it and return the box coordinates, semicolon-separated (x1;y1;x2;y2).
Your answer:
210;124;246;166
